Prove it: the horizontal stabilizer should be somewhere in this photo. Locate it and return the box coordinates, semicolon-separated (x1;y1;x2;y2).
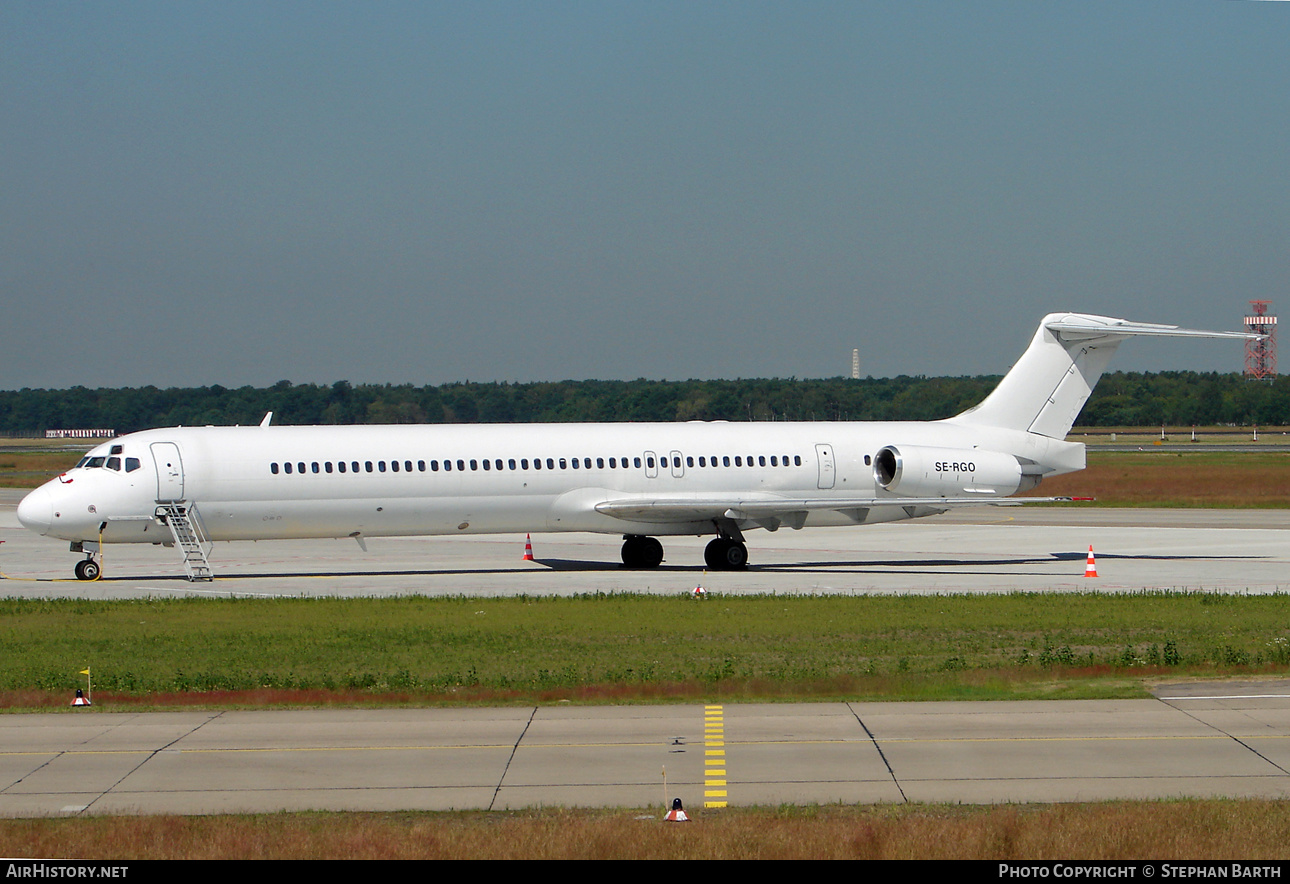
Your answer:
1043;315;1258;342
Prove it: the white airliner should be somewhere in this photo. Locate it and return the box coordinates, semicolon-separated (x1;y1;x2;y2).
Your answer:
16;312;1254;581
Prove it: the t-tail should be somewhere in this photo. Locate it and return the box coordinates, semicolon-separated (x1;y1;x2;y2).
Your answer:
946;312;1257;439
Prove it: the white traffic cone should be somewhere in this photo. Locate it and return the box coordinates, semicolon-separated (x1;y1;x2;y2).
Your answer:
522;534;535;561
1084;545;1098;579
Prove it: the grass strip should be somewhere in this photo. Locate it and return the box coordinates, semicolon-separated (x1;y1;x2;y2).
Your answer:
3;801;1290;859
2;592;1288;706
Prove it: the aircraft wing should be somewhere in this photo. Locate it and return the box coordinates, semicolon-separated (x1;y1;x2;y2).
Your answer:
594;494;1081;526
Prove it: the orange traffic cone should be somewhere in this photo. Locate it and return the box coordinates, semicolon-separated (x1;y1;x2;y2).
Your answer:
522;534;535;561
1084;545;1098;578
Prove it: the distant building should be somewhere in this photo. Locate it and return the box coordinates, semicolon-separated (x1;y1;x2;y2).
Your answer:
45;429;116;439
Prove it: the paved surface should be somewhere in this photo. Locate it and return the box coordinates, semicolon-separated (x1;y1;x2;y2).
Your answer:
4;685;1290;816
4;490;1290;815
2;487;1287;596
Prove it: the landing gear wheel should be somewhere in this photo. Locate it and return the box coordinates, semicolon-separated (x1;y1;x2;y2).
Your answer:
74;559;100;581
621;536;664;569
705;537;748;570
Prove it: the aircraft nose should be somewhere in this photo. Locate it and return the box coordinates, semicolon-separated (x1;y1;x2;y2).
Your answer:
16;486;53;534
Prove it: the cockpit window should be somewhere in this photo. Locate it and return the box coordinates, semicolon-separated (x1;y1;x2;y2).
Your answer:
105;457;121;471
125;457;141;472
86;457;106;468
75;457;89;468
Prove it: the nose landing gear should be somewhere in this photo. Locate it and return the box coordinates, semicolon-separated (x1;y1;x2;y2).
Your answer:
74;556;101;581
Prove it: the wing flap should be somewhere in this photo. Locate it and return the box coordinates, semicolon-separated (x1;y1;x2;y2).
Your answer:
594;495;1078;524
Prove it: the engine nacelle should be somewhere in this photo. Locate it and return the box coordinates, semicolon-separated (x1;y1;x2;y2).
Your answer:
873;444;1023;498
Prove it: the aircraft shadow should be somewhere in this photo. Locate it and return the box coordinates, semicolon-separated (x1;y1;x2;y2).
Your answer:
92;552;1265;581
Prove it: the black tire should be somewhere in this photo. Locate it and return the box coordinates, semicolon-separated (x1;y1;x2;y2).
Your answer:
705;537;748;570
723;542;748;569
641;537;664;568
75;559;100;581
704;538;730;569
622;536;664;568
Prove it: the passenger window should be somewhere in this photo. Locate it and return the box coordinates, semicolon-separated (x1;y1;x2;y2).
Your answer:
444;460;452;472
546;458;554;470
312;462;320;473
431;461;439;471
723;456;730;467
609;458;616;469
533;459;541;470
508;459;516;470
483;459;491;471
521;459;529;470
596;458;604;469
771;456;778;466
571;458;579;469
418;461;426;471
298;462;306;474
794;455;802;466
469;460;478;471
379;461;387;473
759;456;766;467
559;458;567;469
392;461;400;472
366;462;374;472
735;456;742;467
325;462;333;473
271;463;280;475
339;461;347;473
285;462;293;474
634;457;642;468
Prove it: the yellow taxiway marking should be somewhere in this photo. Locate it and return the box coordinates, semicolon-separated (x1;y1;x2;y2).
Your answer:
704;704;728;808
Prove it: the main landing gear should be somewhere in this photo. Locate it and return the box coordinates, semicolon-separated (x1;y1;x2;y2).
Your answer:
621;535;664;569
619;533;750;571
704;536;748;570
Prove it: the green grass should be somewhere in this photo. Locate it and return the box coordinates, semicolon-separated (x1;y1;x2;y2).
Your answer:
3;592;1288;706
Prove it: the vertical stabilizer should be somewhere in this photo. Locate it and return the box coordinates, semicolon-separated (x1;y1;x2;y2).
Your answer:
949;313;1255;439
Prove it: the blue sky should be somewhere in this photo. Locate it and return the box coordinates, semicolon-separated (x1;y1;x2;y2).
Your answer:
2;1;1285;389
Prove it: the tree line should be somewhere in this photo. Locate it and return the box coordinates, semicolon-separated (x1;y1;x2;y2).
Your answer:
0;372;1284;435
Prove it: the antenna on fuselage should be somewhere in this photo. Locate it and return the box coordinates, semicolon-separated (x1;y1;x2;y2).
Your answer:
260;412;273;428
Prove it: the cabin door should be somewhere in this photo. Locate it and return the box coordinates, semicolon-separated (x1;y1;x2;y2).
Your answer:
150;442;186;502
815;443;836;490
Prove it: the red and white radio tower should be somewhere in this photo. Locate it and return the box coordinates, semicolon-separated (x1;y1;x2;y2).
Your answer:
1244;300;1277;381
